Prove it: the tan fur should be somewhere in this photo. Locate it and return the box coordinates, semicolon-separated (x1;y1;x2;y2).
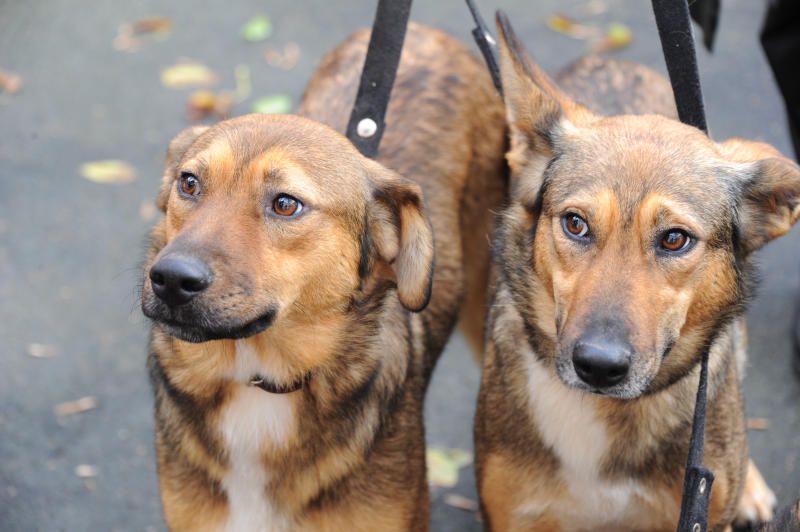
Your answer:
476;13;800;531
144;24;506;530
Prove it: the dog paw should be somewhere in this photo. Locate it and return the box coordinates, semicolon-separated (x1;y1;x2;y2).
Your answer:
733;459;777;529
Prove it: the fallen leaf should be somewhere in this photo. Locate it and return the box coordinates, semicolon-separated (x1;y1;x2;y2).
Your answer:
241;15;272;42
580;0;608;16
594;22;633;52
75;464;98;478
80;160;136;184
186;90;234;121
252;94;292;115
0;69;22;94
132;16;172;35
161;62;217;88
747;417;770;431
546;14;597;40
444;493;479;512
264;42;301;70
26;343;57;359
426;447;472;488
55;396;98;417
139;199;157;221
234;64;251;103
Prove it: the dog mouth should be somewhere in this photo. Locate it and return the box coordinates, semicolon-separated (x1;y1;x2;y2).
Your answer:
146;306;278;343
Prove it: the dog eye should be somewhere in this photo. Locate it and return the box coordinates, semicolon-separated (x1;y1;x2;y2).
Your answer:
659;229;692;253
178;172;201;197
272;194;303;218
561;213;590;240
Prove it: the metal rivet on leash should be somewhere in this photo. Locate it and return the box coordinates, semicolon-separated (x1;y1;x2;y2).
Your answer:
698;477;706;494
357;118;378;138
692;524;701;532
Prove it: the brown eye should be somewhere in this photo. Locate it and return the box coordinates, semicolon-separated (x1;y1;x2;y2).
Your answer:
272;194;303;218
660;229;691;253
562;213;589;239
179;173;200;197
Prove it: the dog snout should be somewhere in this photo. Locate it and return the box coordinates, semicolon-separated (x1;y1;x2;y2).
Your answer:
572;335;632;389
149;255;213;307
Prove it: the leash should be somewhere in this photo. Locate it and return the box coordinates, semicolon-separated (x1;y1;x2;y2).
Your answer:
345;0;413;158
465;0;503;95
465;1;715;529
652;0;708;133
652;2;715;530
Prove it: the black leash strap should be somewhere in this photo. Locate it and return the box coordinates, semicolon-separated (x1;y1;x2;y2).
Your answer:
652;0;709;133
346;0;413;158
677;347;715;532
652;2;715;530
465;0;502;94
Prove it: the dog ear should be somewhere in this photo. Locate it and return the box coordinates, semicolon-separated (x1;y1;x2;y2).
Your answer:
719;138;800;253
495;11;593;175
364;160;434;312
156;126;209;212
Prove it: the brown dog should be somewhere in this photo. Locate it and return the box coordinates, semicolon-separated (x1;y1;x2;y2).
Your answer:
141;23;505;531
474;13;800;531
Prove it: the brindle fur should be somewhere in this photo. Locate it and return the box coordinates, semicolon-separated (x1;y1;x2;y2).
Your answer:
143;24;506;531
475;13;800;532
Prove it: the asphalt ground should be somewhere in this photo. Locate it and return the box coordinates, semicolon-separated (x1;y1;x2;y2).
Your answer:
1;1;798;530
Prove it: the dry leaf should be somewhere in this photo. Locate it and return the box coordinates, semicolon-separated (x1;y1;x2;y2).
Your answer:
241;15;273;42
0;69;22;94
426;447;472;488
27;343;57;359
161;62;217;88
234;64;251;103
252;94;292;115
75;464;98;478
264;42;301;70
187;90;234;121
132;16;172;35
139;199;157;221
747;418;770;431
80;160;136;184
546;14;597;40
444;493;479;512
55;396;98;417
593;23;633;52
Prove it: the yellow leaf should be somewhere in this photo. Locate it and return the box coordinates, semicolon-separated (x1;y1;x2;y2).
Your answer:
80;160;136;184
161;62;217;88
426;447;472;488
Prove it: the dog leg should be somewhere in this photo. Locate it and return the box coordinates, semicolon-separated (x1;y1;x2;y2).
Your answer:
734;459;777;528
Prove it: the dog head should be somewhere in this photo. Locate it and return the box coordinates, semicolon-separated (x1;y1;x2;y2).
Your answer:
494;13;800;398
141;114;433;344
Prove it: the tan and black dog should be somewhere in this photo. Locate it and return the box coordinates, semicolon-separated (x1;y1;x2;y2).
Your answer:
140;24;506;531
474;13;800;532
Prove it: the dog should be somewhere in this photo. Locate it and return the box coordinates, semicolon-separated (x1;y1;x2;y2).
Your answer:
140;23;506;531
474;13;800;531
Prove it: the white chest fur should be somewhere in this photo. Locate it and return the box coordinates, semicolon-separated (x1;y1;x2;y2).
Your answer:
522;350;662;530
218;342;296;532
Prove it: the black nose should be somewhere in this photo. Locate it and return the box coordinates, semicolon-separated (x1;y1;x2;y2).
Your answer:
149;255;213;307
572;337;632;388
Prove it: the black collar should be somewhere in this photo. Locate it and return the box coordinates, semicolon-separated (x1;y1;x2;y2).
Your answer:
248;374;308;394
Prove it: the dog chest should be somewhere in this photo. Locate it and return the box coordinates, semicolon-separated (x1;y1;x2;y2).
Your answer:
522;350;669;529
218;368;296;531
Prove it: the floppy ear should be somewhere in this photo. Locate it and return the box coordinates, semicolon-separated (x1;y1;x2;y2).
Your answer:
719;138;800;253
495;11;593;175
364;160;434;312
156;126;209;212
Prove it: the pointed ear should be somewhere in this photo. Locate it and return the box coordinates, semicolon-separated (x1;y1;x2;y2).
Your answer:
495;11;593;174
157;126;209;212
364;160;434;312
719;138;800;253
